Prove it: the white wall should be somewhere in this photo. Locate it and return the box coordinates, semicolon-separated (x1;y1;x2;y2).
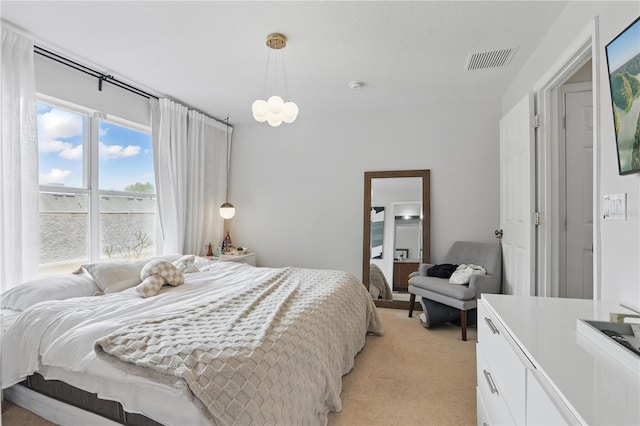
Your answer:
34;46;501;285
502;1;640;308
229;97;501;281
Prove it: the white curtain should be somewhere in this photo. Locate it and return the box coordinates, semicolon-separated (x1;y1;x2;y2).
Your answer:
184;110;228;255
150;98;228;255
150;98;188;254
0;28;39;291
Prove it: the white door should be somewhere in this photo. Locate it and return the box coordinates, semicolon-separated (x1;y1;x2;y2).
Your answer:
500;94;536;296
562;85;593;299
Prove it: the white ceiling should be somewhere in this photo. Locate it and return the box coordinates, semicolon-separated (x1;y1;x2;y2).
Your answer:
1;1;569;126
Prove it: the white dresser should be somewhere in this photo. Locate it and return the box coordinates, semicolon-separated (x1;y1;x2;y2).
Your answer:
477;294;640;425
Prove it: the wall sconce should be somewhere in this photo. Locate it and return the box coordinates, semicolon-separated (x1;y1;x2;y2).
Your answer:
219;117;235;219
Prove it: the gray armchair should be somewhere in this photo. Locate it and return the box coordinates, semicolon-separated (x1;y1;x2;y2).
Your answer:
408;241;502;341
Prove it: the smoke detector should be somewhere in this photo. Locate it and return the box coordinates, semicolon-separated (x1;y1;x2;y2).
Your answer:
349;81;364;90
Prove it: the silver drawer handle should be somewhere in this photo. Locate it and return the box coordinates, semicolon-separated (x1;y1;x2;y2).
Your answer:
483;369;499;395
484;317;499;334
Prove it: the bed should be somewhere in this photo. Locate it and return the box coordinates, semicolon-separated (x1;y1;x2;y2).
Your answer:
1;256;382;425
369;263;393;301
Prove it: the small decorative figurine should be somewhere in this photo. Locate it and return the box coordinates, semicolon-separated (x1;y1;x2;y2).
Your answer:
206;243;214;257
221;232;233;253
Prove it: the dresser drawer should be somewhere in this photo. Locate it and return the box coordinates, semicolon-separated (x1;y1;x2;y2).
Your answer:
526;369;580;425
477;343;516;425
478;299;531;424
476;386;490;426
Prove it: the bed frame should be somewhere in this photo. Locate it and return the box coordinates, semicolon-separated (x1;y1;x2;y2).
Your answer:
6;374;162;426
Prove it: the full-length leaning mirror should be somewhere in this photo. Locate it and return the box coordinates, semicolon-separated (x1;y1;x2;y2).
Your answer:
362;170;430;308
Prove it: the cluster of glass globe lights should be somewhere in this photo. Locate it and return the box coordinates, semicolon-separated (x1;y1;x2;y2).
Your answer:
251;96;298;127
251;33;299;127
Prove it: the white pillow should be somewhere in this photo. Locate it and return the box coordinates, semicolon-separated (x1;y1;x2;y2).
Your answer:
154;254;183;263
193;255;214;269
82;254;183;294
172;255;199;273
82;259;148;294
449;264;486;285
1;273;100;311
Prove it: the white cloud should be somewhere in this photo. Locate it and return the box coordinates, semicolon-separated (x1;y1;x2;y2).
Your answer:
37;108;141;162
37;109;83;160
59;144;83;160
41;139;72;153
40;139;83;160
42;168;71;184
122;145;141;157
38;109;83;140
99;142;141;160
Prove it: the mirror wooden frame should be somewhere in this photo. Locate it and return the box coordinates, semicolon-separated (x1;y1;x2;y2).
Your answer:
362;170;430;307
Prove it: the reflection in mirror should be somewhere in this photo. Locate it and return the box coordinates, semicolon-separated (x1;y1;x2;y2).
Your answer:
363;170;430;309
371;207;385;259
392;202;422;293
394;203;422;262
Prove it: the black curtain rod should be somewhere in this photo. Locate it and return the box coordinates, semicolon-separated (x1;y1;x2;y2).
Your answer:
34;45;158;100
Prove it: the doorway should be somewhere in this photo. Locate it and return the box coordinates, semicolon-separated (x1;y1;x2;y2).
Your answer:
559;80;593;298
534;20;599;299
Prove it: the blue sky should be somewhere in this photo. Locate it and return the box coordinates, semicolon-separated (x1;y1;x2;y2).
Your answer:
37;103;154;192
606;17;640;73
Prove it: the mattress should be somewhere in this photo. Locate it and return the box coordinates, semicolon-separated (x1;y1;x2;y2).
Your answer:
2;261;381;425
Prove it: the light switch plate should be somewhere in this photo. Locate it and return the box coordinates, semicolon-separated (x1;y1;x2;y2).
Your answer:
603;193;626;220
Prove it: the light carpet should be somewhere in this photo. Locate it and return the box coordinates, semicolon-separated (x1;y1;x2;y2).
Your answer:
328;307;477;426
1;307;477;426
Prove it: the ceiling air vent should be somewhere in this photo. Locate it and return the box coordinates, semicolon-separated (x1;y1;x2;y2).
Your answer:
465;47;518;71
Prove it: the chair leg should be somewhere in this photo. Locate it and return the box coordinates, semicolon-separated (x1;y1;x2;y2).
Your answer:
460;310;467;341
408;293;416;318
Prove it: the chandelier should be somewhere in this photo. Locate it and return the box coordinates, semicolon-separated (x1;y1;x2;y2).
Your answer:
251;33;299;127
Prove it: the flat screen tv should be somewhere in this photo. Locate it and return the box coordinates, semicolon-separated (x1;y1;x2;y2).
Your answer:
605;16;640;175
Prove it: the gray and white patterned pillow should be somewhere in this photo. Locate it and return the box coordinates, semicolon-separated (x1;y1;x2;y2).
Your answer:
136;274;165;298
135;260;184;298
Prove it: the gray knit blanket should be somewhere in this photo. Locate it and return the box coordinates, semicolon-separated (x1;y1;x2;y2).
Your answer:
94;266;382;425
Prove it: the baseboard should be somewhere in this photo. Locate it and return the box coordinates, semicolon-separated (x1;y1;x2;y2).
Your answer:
374;300;422;311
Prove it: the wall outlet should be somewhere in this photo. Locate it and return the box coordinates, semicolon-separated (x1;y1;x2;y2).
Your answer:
603;193;626;220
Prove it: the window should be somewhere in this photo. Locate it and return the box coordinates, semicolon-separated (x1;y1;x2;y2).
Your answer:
37;97;156;274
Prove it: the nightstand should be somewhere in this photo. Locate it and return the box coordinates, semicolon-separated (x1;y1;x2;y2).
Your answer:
206;252;256;266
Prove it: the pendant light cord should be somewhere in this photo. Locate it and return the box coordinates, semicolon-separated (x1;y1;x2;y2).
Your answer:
260;41;290;100
261;49;271;100
225;117;231;203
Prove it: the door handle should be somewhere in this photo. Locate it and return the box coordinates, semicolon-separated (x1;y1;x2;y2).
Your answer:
484;317;500;334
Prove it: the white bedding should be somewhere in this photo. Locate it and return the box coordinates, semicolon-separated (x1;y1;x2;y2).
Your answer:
2;308;21;333
2;262;381;425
